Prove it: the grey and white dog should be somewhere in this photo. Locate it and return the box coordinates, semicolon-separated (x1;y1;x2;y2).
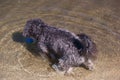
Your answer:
23;19;97;74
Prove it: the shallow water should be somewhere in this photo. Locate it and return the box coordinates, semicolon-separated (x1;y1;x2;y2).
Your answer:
0;0;120;80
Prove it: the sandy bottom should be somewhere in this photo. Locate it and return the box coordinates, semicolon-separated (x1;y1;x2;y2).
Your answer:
0;0;120;80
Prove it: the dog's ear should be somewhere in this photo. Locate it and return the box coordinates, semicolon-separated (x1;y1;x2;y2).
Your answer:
77;33;91;48
77;33;98;59
73;38;84;50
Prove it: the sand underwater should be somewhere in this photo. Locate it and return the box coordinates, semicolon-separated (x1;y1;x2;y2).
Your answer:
0;0;120;80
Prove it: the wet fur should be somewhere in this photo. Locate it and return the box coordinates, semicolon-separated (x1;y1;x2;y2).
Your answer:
23;19;97;73
77;33;97;60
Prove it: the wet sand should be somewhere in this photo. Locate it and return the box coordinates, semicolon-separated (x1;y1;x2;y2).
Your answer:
0;0;120;80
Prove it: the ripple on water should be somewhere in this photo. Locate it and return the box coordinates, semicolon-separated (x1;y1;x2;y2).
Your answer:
0;1;120;79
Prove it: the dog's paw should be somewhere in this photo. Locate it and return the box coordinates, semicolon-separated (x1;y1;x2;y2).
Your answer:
83;59;95;71
52;64;65;74
87;65;95;71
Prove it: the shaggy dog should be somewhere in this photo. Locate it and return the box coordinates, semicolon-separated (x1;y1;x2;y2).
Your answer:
23;19;97;73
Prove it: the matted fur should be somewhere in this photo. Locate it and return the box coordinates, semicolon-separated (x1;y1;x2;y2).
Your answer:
23;19;97;73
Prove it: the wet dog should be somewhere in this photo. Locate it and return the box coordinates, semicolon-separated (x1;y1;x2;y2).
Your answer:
23;19;97;74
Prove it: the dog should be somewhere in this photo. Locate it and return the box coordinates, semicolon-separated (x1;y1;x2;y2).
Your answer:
23;19;97;74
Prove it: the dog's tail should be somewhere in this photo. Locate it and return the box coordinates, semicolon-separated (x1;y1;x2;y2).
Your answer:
76;33;97;59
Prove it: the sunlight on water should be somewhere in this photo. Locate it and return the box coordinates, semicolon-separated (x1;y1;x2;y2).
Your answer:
0;0;120;80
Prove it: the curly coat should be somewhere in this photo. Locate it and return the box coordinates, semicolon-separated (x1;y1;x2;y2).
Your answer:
23;19;97;73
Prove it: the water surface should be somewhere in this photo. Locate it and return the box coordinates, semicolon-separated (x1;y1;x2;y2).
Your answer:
0;0;120;80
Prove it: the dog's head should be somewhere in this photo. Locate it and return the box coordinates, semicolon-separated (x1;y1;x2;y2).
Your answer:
23;19;45;39
77;33;97;59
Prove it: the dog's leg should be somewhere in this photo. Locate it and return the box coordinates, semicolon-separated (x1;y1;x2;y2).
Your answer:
52;55;74;74
38;43;48;60
83;59;95;71
49;53;56;61
52;64;73;75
